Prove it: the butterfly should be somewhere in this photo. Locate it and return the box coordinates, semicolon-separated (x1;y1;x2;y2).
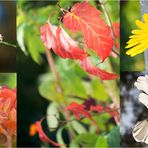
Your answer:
133;75;148;144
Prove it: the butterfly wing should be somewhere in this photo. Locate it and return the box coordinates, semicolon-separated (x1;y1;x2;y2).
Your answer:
133;119;148;144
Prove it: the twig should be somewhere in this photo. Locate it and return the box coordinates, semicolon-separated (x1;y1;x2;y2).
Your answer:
45;49;62;93
0;41;17;48
45;48;75;140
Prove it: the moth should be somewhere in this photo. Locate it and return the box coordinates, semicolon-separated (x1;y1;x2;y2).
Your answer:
133;75;148;144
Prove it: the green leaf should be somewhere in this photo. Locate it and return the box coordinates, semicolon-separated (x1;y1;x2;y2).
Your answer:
71;120;87;134
107;126;120;147
95;136;108;148
38;73;64;102
56;127;66;148
17;24;27;55
46;102;59;131
24;26;45;64
70;133;98;147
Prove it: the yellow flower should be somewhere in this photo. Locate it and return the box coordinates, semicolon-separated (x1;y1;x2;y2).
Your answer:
125;14;148;57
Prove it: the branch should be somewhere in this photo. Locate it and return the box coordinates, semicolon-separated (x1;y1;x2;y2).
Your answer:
45;49;62;93
0;41;17;48
45;48;75;140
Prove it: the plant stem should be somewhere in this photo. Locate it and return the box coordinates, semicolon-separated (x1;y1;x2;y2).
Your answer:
6;134;12;148
45;49;75;140
99;0;120;56
0;41;17;48
45;49;62;93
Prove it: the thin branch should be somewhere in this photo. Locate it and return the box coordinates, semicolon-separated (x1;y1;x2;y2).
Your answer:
45;49;62;93
0;41;17;48
45;48;75;140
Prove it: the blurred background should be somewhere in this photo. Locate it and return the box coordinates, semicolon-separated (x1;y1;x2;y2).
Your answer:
0;1;16;72
120;72;148;147
0;73;16;89
120;0;145;71
17;0;119;147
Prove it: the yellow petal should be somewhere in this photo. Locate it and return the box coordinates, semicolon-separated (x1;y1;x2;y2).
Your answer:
143;14;148;23
136;20;145;29
132;29;143;35
126;41;148;56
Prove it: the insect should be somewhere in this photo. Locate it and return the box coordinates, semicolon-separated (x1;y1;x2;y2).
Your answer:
133;75;148;144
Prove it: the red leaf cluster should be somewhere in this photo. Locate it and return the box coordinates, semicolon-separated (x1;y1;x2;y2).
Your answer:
67;102;119;127
30;120;64;147
40;2;118;80
66;102;98;132
40;22;87;60
0;87;16;137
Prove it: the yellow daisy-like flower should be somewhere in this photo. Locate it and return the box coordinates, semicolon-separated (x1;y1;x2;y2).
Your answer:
125;14;148;57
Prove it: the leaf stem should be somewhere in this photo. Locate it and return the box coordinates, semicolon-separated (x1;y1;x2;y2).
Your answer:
99;0;120;56
0;41;17;48
6;134;12;148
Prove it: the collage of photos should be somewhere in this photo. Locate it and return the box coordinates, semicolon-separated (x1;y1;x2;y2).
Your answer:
0;0;148;148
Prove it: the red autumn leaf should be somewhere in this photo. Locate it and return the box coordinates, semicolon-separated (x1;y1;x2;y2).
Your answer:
40;21;87;60
66;102;98;131
90;105;120;124
90;105;104;112
112;22;120;39
105;107;120;124
80;58;118;80
30;121;63;147
63;2;114;61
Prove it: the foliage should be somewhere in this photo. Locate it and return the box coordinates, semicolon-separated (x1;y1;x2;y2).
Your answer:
17;0;120;147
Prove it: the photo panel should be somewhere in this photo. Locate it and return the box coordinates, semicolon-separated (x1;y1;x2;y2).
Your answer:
121;0;148;71
17;0;120;147
0;73;16;147
0;1;16;72
121;72;148;147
